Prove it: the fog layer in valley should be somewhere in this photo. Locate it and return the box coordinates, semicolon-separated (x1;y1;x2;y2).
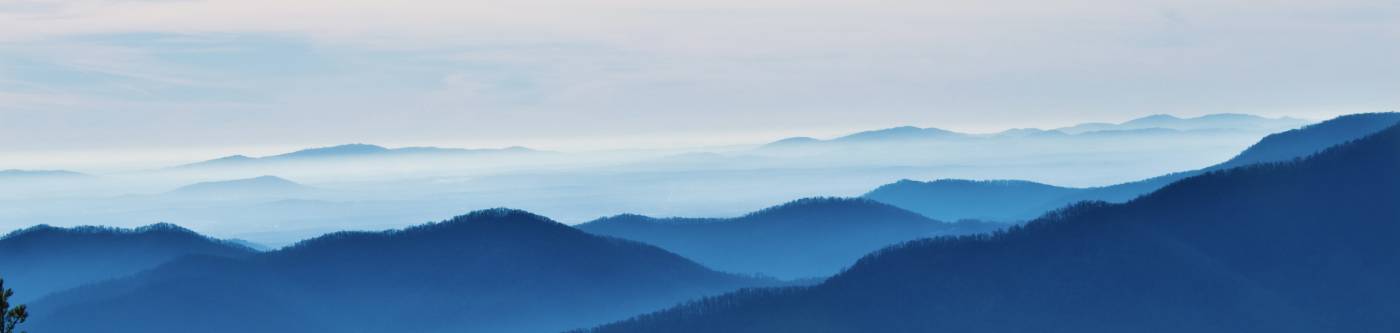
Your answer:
0;114;1308;246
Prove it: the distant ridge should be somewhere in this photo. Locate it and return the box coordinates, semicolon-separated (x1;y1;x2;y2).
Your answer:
577;197;1004;279
176;143;539;169
865;112;1400;222
168;175;314;198
834;126;967;142
761;113;1306;148
1055;113;1308;134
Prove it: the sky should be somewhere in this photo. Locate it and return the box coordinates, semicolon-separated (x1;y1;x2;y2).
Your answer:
2;0;1398;158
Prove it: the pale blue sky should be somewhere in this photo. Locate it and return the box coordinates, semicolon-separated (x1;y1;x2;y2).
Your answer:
1;0;1398;156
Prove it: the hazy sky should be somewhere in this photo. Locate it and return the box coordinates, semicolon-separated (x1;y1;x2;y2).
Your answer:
2;0;1397;155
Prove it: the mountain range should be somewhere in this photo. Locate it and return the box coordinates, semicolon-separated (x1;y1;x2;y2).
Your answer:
0;223;256;303
865;112;1400;221
26;209;773;333
1054;113;1308;134
577;198;1004;279
578;118;1400;333
763;113;1308;148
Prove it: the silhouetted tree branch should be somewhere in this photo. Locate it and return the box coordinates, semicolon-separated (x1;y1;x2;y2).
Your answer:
1;276;28;333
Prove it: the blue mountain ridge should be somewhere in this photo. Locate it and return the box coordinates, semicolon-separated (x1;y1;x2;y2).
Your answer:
864;112;1400;221
577;118;1400;333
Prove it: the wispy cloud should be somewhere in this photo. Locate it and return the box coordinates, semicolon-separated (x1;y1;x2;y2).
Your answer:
1;0;1397;152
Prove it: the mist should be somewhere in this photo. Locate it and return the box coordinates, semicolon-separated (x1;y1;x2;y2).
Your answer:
0;117;1300;246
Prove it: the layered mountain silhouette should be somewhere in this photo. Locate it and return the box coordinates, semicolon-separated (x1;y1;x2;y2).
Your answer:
762;113;1306;148
866;112;1400;221
177;143;537;169
0;223;256;303
577;120;1400;333
577;198;1004;279
28;209;771;333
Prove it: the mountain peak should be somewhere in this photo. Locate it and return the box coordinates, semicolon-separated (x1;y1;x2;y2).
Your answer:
764;136;822;147
742;197;901;219
281;208;573;252
133;222;199;235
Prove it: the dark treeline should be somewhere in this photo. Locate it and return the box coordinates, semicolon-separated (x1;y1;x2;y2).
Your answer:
577;122;1400;333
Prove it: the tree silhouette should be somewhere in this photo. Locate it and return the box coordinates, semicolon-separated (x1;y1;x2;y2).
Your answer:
1;276;27;333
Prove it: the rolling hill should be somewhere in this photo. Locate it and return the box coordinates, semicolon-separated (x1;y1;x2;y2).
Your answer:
577;198;1004;279
577;121;1400;333
27;209;773;333
0;223;256;303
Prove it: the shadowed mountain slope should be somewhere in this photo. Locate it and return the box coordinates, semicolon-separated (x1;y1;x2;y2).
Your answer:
865;112;1400;221
28;209;771;333
577;198;1004;279
578;122;1400;333
0;223;256;303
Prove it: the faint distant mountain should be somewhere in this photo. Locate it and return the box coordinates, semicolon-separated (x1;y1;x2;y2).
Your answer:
273;143;390;158
30;209;771;333
865;112;1400;222
176;144;538;169
835;126;968;142
0;223;255;303
577;118;1400;333
760;113;1302;149
1056;113;1308;134
577;198;1004;279
167;175;315;198
1073;127;1185;136
993;128;1069;138
0;169;89;180
762;136;822;148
